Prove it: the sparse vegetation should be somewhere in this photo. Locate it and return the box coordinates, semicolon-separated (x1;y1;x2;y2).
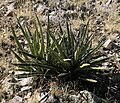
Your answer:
0;0;120;102
10;13;112;100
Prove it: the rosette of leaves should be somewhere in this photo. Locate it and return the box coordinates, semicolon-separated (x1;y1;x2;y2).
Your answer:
11;14;110;83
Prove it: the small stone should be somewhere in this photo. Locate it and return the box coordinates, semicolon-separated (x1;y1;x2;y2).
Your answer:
80;90;105;103
18;40;23;43
18;77;33;86
106;0;112;6
103;39;112;49
36;4;46;14
24;40;28;45
9;95;22;103
21;86;32;91
5;3;15;16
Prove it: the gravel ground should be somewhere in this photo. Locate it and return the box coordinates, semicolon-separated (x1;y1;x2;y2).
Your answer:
0;0;120;102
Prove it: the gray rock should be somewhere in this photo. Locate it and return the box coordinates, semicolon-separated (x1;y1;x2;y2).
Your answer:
9;95;23;103
69;90;107;103
36;4;47;14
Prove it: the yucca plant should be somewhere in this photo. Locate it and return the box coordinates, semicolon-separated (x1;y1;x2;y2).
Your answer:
10;13;110;83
